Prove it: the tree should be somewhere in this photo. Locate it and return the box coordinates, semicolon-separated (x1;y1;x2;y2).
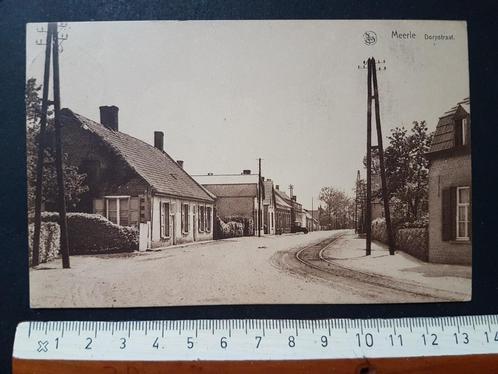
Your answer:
26;78;88;212
319;187;354;229
383;121;432;222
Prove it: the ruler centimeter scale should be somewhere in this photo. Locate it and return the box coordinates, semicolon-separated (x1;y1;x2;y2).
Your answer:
13;315;498;361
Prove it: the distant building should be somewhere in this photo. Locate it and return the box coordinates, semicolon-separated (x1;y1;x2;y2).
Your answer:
304;209;319;232
274;185;292;234
263;179;276;235
192;171;266;235
426;98;471;265
59;106;215;250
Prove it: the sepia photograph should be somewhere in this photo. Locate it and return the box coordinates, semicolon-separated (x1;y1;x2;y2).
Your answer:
25;20;471;308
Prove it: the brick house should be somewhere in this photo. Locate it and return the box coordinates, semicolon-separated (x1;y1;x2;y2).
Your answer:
60;106;215;250
426;98;471;265
192;171;266;235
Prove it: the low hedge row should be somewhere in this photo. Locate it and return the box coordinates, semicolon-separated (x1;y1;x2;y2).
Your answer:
371;218;428;261
28;222;60;266
35;212;138;254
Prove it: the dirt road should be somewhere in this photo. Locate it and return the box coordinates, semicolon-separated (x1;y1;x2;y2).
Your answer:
30;230;470;308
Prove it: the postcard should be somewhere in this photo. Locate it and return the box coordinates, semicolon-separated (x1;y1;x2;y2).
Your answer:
26;20;471;307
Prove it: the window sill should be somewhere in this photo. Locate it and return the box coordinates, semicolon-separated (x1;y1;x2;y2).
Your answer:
449;240;471;245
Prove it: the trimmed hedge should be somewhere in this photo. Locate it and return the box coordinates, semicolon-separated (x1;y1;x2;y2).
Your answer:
28;222;60;266
38;212;138;254
371;217;428;261
397;227;428;261
215;217;244;239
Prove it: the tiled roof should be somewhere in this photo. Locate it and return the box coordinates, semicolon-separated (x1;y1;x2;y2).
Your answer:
275;193;292;210
274;188;292;209
192;174;259;185
198;183;257;198
427;98;470;155
61;109;214;202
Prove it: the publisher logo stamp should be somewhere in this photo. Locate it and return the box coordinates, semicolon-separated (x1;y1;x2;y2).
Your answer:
363;31;377;46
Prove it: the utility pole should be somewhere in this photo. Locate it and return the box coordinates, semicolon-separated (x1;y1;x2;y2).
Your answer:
371;59;395;255
359;57;394;256
31;25;53;267
51;22;71;268
366;58;373;256
288;184;294;232
258;157;262;237
32;22;70;268
355;170;360;234
311;196;314;232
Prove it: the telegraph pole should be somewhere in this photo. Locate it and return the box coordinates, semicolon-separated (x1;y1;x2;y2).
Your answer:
366;58;373;255
355;170;360;234
32;22;70;268
371;59;395;255
311;196;314;232
31;25;53;267
359;57;393;256
51;22;70;268
258;157;262;237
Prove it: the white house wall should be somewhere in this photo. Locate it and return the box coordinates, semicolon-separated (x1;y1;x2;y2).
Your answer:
151;195;214;248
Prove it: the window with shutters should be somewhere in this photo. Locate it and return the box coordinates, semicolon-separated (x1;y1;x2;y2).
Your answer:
206;207;212;232
456;187;471;240
160;202;170;238
181;204;189;233
199;206;205;232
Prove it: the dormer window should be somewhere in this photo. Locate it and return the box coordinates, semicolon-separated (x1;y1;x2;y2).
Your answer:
454;117;468;147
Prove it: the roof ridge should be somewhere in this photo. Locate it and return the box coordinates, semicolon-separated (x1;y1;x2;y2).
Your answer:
61;108;152;186
63;108;214;202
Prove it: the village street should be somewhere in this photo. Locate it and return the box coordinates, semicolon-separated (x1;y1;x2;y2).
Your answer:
30;230;471;308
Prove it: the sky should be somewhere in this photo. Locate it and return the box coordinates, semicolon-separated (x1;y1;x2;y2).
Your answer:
26;20;469;210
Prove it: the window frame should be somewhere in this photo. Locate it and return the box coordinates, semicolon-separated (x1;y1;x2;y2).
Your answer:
456;186;470;241
181;203;190;234
461;117;468;146
160;201;170;239
198;205;205;233
205;206;213;232
104;196;130;226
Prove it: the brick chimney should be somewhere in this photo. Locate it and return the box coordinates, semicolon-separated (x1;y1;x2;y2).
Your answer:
242;169;251;175
154;131;164;151
177;160;184;169
99;106;119;131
